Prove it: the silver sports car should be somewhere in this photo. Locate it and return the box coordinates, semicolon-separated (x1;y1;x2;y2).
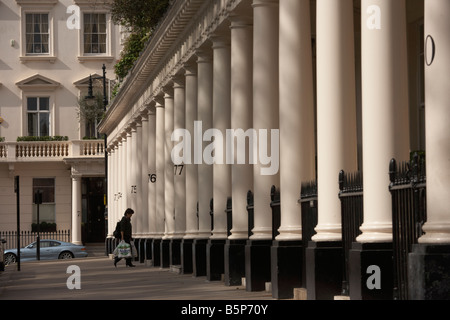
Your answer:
4;240;88;265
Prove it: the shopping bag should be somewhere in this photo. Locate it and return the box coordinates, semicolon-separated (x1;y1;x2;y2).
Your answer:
117;240;131;258
130;241;138;258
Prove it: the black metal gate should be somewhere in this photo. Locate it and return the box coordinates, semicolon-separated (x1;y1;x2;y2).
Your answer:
299;180;318;287
389;152;426;300
338;170;364;296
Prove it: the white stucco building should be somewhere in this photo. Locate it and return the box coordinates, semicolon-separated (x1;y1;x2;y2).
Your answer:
98;0;450;300
0;0;122;244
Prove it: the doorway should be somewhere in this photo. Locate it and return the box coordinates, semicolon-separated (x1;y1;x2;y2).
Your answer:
81;177;106;243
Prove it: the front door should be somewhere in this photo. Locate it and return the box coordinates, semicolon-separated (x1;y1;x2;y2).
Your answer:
81;177;106;243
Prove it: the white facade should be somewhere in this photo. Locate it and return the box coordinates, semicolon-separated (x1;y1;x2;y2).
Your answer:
99;0;450;300
0;0;121;244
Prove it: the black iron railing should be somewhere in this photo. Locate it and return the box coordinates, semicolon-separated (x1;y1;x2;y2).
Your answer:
299;180;318;287
246;190;254;238
226;197;232;237
270;185;281;240
0;230;71;250
389;152;426;300
338;170;364;296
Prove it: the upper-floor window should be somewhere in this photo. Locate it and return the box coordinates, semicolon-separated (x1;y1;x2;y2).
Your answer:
84;13;107;54
27;97;50;137
25;13;49;55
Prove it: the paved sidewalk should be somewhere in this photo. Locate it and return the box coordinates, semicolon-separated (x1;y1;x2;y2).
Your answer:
0;256;274;300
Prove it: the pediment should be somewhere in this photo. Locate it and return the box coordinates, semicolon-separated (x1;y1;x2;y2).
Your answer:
73;74;104;88
16;74;60;91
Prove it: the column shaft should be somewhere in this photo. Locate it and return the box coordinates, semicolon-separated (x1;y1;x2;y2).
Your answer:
358;0;410;242
278;0;315;241
211;34;231;240
155;102;166;238
420;0;450;243
148;110;157;237
314;0;358;241
140;114;149;237
71;175;82;245
173;79;186;239
197;51;214;239
229;15;253;240
251;0;280;240
184;65;199;239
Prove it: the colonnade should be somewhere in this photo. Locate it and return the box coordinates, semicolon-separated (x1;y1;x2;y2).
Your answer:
100;0;450;300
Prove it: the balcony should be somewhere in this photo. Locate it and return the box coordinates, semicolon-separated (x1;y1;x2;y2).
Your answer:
0;140;105;162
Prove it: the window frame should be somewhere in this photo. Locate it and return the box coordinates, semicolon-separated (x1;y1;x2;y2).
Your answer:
26;96;51;137
32;177;56;224
77;9;114;63
22;92;55;137
25;13;50;55
18;2;57;63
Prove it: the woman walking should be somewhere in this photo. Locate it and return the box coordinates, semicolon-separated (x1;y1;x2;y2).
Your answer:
114;208;136;267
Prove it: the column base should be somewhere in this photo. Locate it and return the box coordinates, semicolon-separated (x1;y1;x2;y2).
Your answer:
170;239;182;266
152;239;161;267
408;243;450;300
160;239;170;268
224;240;246;286
306;241;343;300
144;238;153;262
271;240;303;299
181;239;193;274
207;239;226;281
193;239;208;277
245;239;272;292
349;242;393;300
138;239;146;263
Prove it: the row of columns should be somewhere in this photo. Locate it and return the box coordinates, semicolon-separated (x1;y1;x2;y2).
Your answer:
102;0;450;300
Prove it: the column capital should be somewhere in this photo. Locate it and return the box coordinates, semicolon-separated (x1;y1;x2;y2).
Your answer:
173;75;185;88
196;49;213;63
184;63;197;76
229;13;253;29
252;0;279;9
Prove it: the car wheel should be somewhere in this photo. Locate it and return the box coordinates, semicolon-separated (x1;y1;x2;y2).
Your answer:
4;253;17;265
58;251;74;259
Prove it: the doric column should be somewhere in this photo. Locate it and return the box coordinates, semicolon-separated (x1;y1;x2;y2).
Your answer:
120;133;127;215
134;118;143;236
71;174;82;245
419;0;450;244
314;0;358;242
207;31;232;282
278;0;316;241
211;33;231;240
147;107;157;237
407;0;450;301
225;12;253;287
155;100;166;239
125;127;133;209
182;63;198;274
251;0;279;241
193;49;213;276
164;90;175;241
357;0;410;243
140;112;149;237
107;145;115;237
348;0;410;300
196;49;214;239
173;77;186;239
184;64;198;240
228;14;253;241
272;0;316;299
246;0;279;292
